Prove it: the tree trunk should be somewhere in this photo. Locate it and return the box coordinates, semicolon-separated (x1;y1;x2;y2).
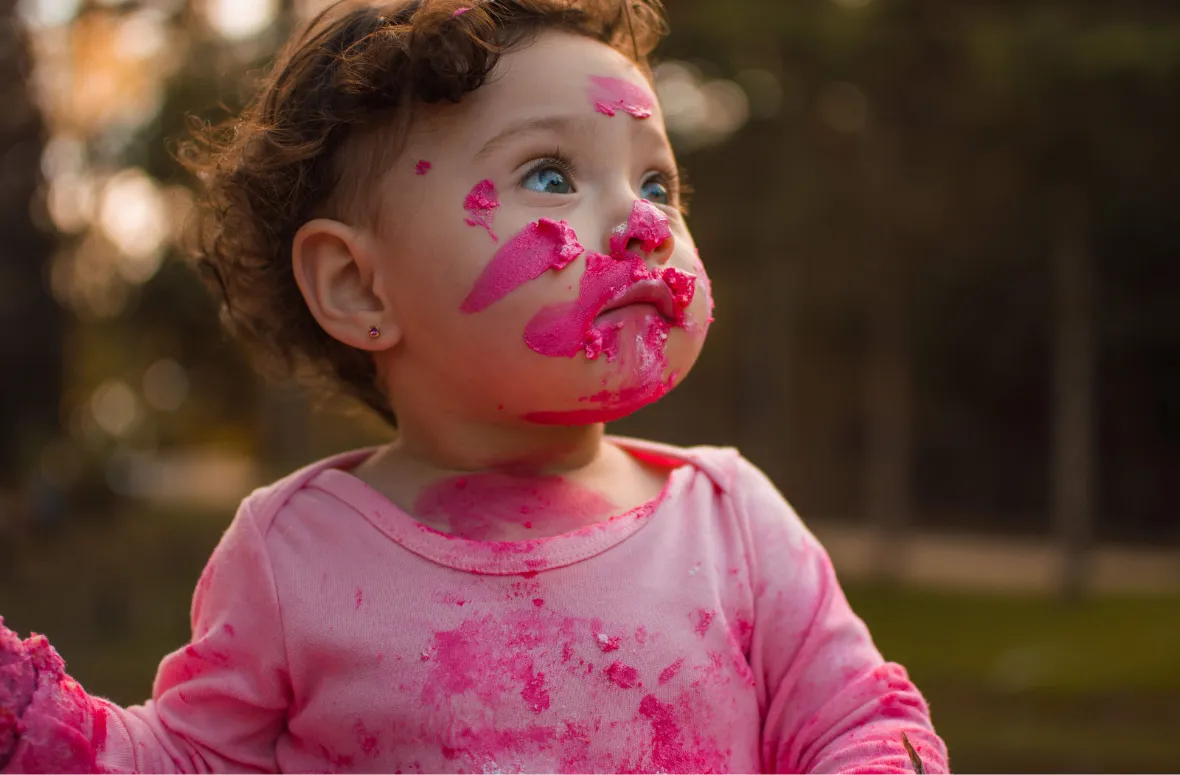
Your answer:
1052;188;1095;601
862;130;914;580
0;0;61;541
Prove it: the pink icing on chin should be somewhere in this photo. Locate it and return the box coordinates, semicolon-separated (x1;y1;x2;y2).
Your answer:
588;75;655;120
414;160;432;175
463;179;499;241
461;218;584;313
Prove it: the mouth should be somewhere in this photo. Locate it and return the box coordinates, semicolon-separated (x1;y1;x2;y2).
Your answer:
596;279;678;322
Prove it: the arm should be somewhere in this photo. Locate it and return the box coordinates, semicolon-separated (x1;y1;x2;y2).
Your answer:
734;462;950;774
1;505;291;773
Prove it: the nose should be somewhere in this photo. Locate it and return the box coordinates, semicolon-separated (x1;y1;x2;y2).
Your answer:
609;199;675;265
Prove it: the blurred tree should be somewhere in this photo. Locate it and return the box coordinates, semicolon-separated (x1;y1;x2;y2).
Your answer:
0;0;61;516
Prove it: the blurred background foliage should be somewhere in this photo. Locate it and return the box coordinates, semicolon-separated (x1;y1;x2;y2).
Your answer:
0;0;1177;771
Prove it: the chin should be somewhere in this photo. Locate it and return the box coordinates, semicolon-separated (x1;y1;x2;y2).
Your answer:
520;325;705;427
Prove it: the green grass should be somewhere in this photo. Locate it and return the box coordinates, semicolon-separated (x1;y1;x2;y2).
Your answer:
845;582;1180;772
845;582;1180;694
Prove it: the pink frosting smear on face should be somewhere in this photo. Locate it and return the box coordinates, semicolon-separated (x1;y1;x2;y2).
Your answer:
414;160;432;175
463;179;499;241
588;75;655;119
609;199;671;257
461;218;584;313
523;199;702;425
415;473;615;541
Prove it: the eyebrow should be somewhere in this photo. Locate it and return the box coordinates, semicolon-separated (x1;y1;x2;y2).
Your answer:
474;115;602;161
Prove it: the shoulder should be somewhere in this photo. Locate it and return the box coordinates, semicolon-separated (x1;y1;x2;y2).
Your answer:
229;448;377;539
611;436;789;501
615;436;815;549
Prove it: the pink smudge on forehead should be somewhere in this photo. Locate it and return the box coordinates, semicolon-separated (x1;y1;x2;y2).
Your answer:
414;159;432;175
610;199;671;257
461;218;584;313
589;75;655;119
463;179;499;241
414;472;614;541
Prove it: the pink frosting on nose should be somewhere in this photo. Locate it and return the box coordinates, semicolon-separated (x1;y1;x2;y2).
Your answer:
610;200;671;259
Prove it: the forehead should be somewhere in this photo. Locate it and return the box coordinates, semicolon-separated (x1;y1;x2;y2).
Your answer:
419;30;664;139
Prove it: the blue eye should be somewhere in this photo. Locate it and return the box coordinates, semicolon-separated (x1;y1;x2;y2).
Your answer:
640;176;670;205
522;165;573;194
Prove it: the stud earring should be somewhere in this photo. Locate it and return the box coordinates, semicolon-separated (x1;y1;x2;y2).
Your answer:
368;325;381;339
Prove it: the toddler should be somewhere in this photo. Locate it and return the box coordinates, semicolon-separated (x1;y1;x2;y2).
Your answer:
0;0;949;772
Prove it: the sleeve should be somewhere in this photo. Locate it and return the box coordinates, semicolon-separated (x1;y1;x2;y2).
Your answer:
1;504;291;773
733;459;950;774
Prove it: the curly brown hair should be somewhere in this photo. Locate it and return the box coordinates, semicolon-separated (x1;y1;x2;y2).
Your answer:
176;0;668;427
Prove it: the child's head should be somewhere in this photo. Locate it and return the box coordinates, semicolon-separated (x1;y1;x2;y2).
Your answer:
182;0;713;432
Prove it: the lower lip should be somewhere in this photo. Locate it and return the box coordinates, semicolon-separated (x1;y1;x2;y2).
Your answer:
595;303;664;324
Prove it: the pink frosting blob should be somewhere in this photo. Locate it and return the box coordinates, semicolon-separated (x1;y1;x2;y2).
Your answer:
588;75;655;119
414;160;432;175
609;199;671;257
461;218;584;313
463;179;500;241
414;473;615;541
0;620;108;773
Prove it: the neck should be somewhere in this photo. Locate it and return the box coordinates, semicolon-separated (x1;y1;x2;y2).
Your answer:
386;412;607;475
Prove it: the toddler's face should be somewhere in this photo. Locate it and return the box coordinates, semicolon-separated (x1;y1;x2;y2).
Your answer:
369;30;712;426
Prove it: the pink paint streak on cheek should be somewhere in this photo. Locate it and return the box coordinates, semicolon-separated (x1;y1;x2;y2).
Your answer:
588;75;655;119
414;473;614;540
460;218;584;313
463;179;499;241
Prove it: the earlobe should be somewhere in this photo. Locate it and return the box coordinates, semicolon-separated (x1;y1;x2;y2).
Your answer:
292;218;401;351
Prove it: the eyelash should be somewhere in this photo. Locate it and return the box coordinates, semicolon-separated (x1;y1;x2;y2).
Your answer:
520;151;577;187
519;151;689;214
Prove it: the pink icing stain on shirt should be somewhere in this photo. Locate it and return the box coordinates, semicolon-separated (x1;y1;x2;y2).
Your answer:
520;668;551;713
414;472;615;541
414;159;432;175
461;218;584;313
604;661;641;689
692;608;715;636
463;179;499;241
658;657;685;685
638;693;723;772
589;75;655;119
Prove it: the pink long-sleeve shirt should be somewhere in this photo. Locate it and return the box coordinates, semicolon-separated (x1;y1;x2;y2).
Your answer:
1;439;948;773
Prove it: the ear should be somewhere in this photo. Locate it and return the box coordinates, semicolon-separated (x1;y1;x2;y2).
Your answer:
292;218;401;351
